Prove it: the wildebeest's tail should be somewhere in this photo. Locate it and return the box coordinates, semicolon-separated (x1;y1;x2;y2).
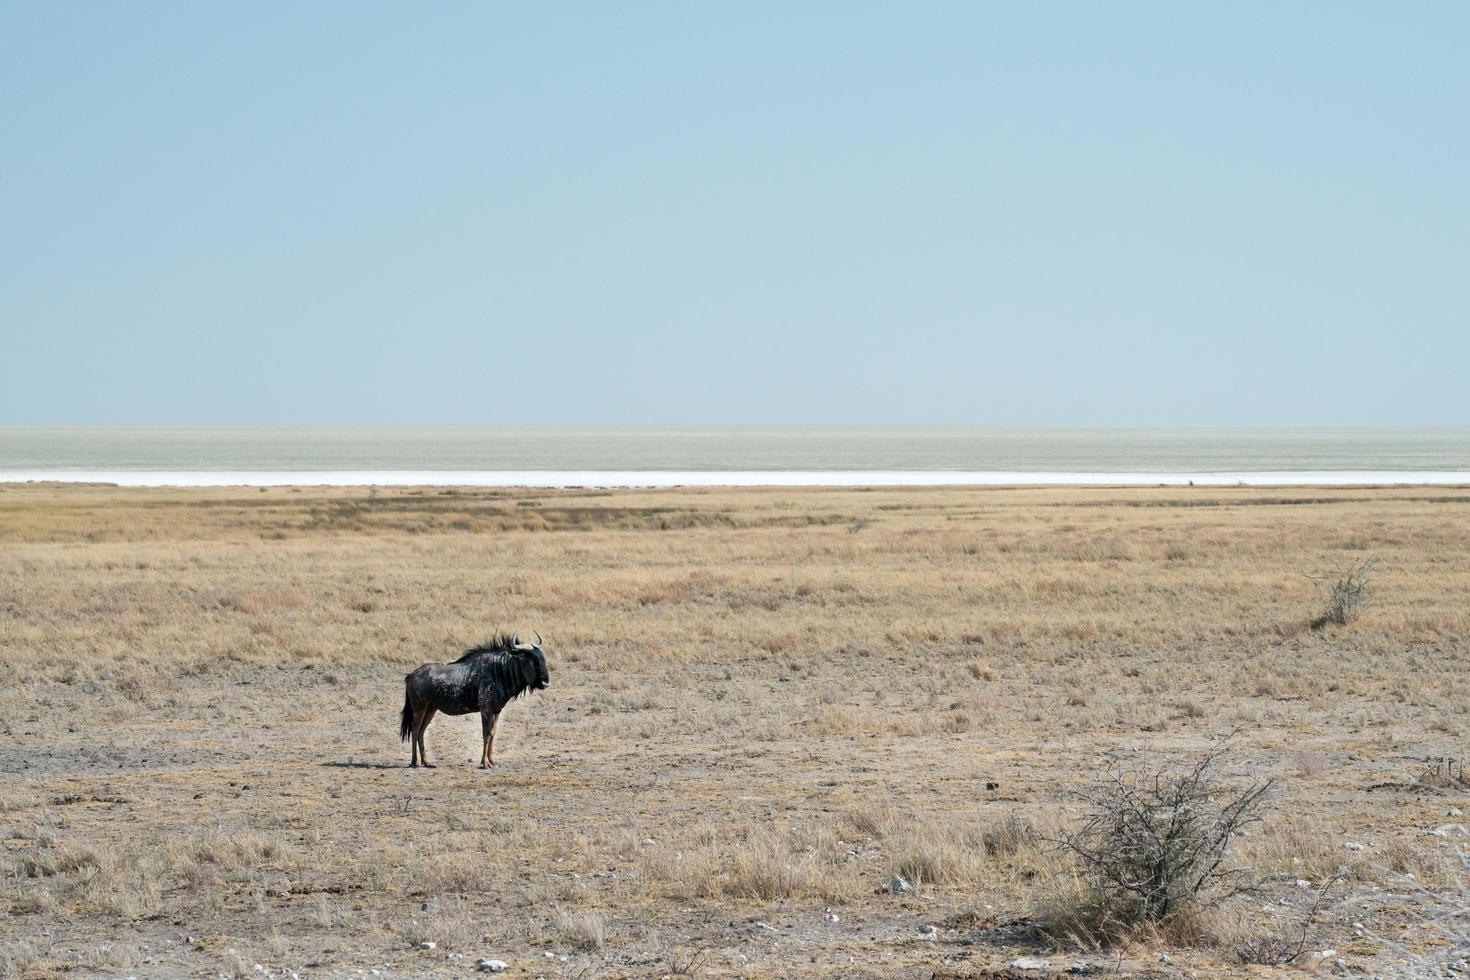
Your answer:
400;687;413;742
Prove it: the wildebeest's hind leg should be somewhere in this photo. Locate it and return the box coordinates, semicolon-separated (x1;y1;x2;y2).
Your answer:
408;703;424;767
480;709;499;769
415;706;438;768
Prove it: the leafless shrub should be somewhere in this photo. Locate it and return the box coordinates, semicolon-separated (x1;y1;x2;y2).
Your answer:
1417;756;1470;791
1352;824;1470;977
848;517;872;534
1045;742;1273;944
660;940;710;976
1232;877;1337;965
1310;556;1375;629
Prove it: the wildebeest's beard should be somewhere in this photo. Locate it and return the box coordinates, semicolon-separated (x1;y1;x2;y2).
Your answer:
486;653;542;703
530;649;550;690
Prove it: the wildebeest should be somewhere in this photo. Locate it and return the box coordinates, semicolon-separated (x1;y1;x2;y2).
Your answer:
399;632;550;768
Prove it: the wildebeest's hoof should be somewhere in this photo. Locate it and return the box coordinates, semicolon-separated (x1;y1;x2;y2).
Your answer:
422;762;436;769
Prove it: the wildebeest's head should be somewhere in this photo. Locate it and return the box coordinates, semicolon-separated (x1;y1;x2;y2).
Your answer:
511;632;550;691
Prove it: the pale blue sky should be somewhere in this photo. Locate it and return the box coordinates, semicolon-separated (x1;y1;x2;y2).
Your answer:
2;3;1466;424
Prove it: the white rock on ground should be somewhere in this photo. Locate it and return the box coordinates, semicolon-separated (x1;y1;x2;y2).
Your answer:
475;959;508;973
1011;957;1051;971
889;875;912;894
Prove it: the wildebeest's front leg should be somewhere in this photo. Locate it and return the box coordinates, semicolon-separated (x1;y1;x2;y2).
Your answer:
480;708;500;768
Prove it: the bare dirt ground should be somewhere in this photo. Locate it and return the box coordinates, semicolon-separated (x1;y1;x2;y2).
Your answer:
2;483;1467;979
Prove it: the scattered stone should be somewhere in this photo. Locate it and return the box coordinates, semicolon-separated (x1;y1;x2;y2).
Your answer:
475;959;508;973
641;838;657;846
824;908;840;923
1158;953;1171;964
1296;879;1312;888
754;920;778;932
418;941;436;950
889;874;912;894
1451;808;1464;817
1344;841;1364;851
420;902;429;911
918;924;937;939
1011;958;1051;971
1067;964;1097;976
1315;949;1337;958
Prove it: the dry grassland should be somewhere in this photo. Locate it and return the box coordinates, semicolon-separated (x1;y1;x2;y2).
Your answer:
1;483;1468;978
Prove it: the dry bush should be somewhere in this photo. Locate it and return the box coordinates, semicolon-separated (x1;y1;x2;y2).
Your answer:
1229;878;1336;965
1310;556;1376;629
660;940;711;976
1044;743;1271;945
1353;825;1470;976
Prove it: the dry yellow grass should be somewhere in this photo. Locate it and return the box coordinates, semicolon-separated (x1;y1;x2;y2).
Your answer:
1;482;1467;977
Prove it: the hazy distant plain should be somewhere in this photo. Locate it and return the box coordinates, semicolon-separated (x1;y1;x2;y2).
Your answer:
3;426;1470;486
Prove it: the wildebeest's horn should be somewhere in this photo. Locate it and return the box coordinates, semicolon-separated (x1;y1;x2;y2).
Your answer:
510;632;520;646
533;630;543;647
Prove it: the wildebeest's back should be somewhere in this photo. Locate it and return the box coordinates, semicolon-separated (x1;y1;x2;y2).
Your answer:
407;662;480;715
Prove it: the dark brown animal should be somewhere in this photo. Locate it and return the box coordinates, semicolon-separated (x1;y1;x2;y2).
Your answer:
399;633;549;768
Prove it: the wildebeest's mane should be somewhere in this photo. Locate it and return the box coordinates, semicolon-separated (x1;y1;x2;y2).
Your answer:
452;634;520;663
449;635;543;702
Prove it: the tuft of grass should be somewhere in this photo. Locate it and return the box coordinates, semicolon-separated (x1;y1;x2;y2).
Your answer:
555;908;609;951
